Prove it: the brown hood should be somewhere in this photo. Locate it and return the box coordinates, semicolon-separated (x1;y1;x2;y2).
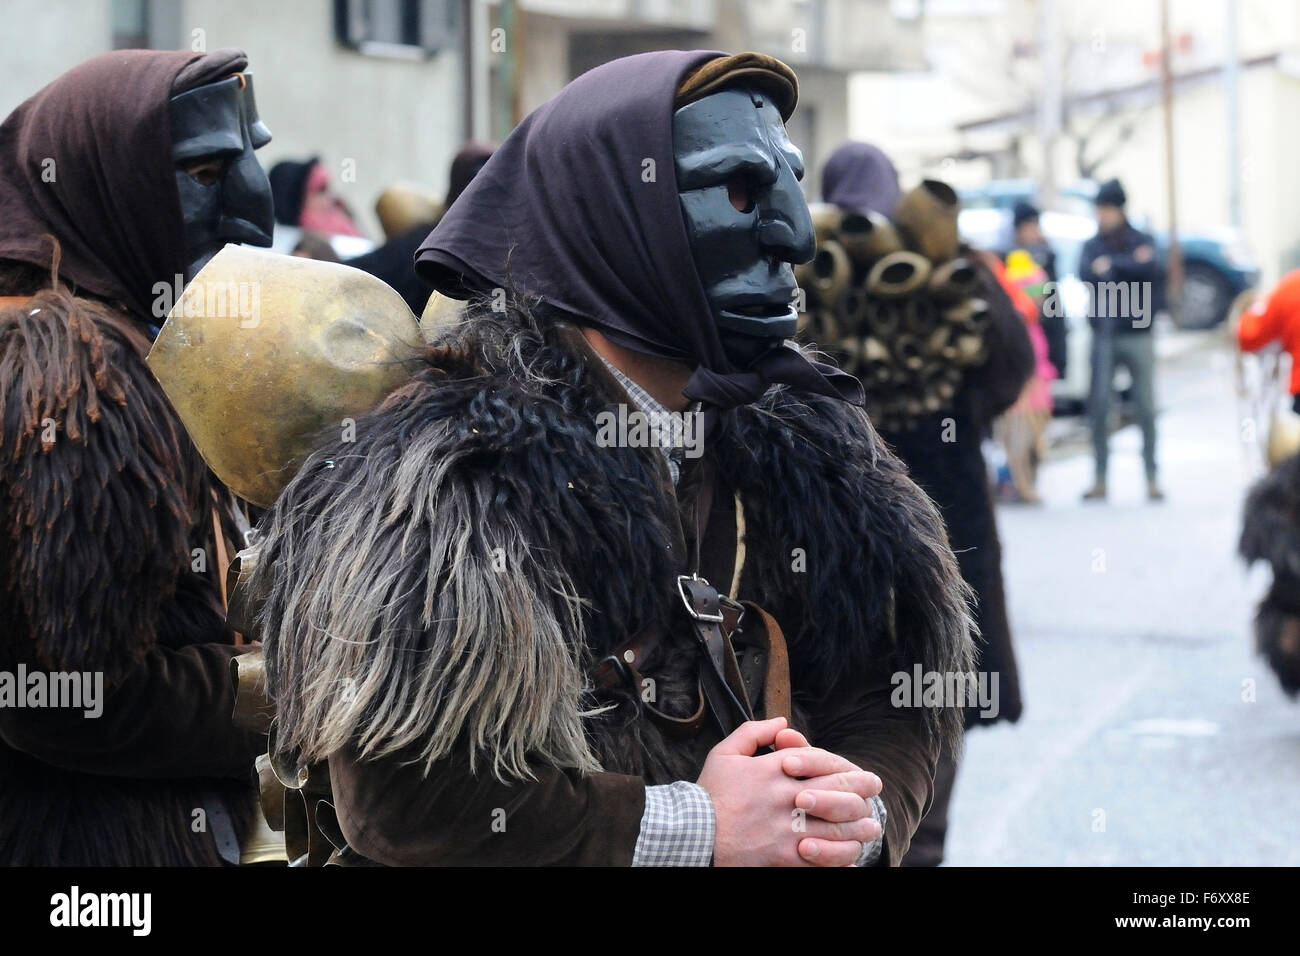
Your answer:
0;48;248;319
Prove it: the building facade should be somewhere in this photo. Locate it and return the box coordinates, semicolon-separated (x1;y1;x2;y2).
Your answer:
1;0;921;238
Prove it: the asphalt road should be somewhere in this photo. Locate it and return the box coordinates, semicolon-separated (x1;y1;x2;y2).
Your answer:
944;331;1300;866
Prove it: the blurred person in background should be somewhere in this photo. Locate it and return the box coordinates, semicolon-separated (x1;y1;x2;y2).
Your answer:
1236;268;1300;415
1237;268;1300;698
996;248;1057;504
1011;199;1067;379
289;230;340;262
1079;178;1163;502
0;48;271;865
443;140;495;210
347;141;495;315
823;141;1033;866
1012;200;1057;282
268;156;364;238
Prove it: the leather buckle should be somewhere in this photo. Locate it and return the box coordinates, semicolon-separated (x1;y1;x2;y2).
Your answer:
676;574;725;623
593;653;633;691
718;595;745;634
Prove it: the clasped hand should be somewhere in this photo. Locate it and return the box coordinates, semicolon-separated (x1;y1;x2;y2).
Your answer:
697;716;882;867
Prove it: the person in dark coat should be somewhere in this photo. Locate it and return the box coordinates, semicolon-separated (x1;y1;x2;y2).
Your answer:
1012;199;1067;378
346;142;496;315
1079;177;1164;501
343;224;430;313
823;141;1034;866
240;51;975;867
0;49;271;864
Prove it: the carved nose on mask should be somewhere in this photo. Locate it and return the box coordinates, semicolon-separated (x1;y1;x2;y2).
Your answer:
758;217;797;253
758;173;815;264
758;208;815;264
221;152;275;246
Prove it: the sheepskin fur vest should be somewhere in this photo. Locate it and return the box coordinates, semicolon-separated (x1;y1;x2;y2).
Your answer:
253;301;974;787
0;268;253;864
1240;451;1300;696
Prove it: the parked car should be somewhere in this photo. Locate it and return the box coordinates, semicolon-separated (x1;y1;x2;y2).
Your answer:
1151;226;1260;329
959;180;1259;329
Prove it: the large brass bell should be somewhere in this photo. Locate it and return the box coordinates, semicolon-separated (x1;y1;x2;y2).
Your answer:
148;245;424;508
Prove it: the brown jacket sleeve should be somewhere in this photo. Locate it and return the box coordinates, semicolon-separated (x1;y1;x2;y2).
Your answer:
0;642;264;780
328;742;647;866
808;663;940;866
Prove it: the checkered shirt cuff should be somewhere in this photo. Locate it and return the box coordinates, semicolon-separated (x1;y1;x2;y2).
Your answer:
854;795;888;866
632;782;716;866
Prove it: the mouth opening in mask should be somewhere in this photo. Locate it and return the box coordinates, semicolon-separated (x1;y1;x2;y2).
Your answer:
731;301;793;319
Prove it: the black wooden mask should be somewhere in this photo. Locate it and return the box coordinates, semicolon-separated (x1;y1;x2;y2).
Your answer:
170;73;274;282
673;84;815;369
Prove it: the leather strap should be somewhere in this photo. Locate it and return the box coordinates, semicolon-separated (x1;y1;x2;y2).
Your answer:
748;603;792;721
200;789;242;866
592;624;709;739
0;296;34;309
211;504;249;645
212;507;231;610
677;574;755;736
690;457;716;577
681;460;754;735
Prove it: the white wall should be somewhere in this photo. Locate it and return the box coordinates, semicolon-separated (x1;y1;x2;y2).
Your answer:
179;0;467;239
1;1;468;241
0;2;114;118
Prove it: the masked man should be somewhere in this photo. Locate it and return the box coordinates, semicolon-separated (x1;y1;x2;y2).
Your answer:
0;49;274;864
818;141;1033;865
250;51;973;866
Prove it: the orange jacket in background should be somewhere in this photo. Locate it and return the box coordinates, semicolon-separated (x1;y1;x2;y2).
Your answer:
982;251;1039;324
1239;269;1300;395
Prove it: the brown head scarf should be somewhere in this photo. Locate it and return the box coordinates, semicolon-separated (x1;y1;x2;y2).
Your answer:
0;48;249;319
416;50;863;410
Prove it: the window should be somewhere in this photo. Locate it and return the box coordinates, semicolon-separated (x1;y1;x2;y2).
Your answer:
334;0;457;59
112;0;149;49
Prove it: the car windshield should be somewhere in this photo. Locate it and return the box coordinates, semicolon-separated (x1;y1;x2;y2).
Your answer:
1040;211;1097;278
1050;236;1083;277
957;206;1094;280
959;183;1098;219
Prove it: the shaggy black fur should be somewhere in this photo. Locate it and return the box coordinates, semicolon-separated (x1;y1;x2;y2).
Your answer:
0;265;252;865
0;278;219;676
717;386;973;705
255;297;974;785
1240;452;1300;695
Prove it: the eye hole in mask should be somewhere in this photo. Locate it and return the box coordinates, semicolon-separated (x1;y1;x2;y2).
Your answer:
727;174;755;213
182;158;230;188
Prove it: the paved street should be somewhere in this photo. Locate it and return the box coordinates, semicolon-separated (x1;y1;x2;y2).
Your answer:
945;329;1300;866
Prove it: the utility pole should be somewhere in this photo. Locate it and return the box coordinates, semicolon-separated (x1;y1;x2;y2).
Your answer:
1037;0;1063;209
1160;0;1183;326
1224;0;1242;228
496;0;517;139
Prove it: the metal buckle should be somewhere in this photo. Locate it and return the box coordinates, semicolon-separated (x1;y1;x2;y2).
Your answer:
676;574;725;623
